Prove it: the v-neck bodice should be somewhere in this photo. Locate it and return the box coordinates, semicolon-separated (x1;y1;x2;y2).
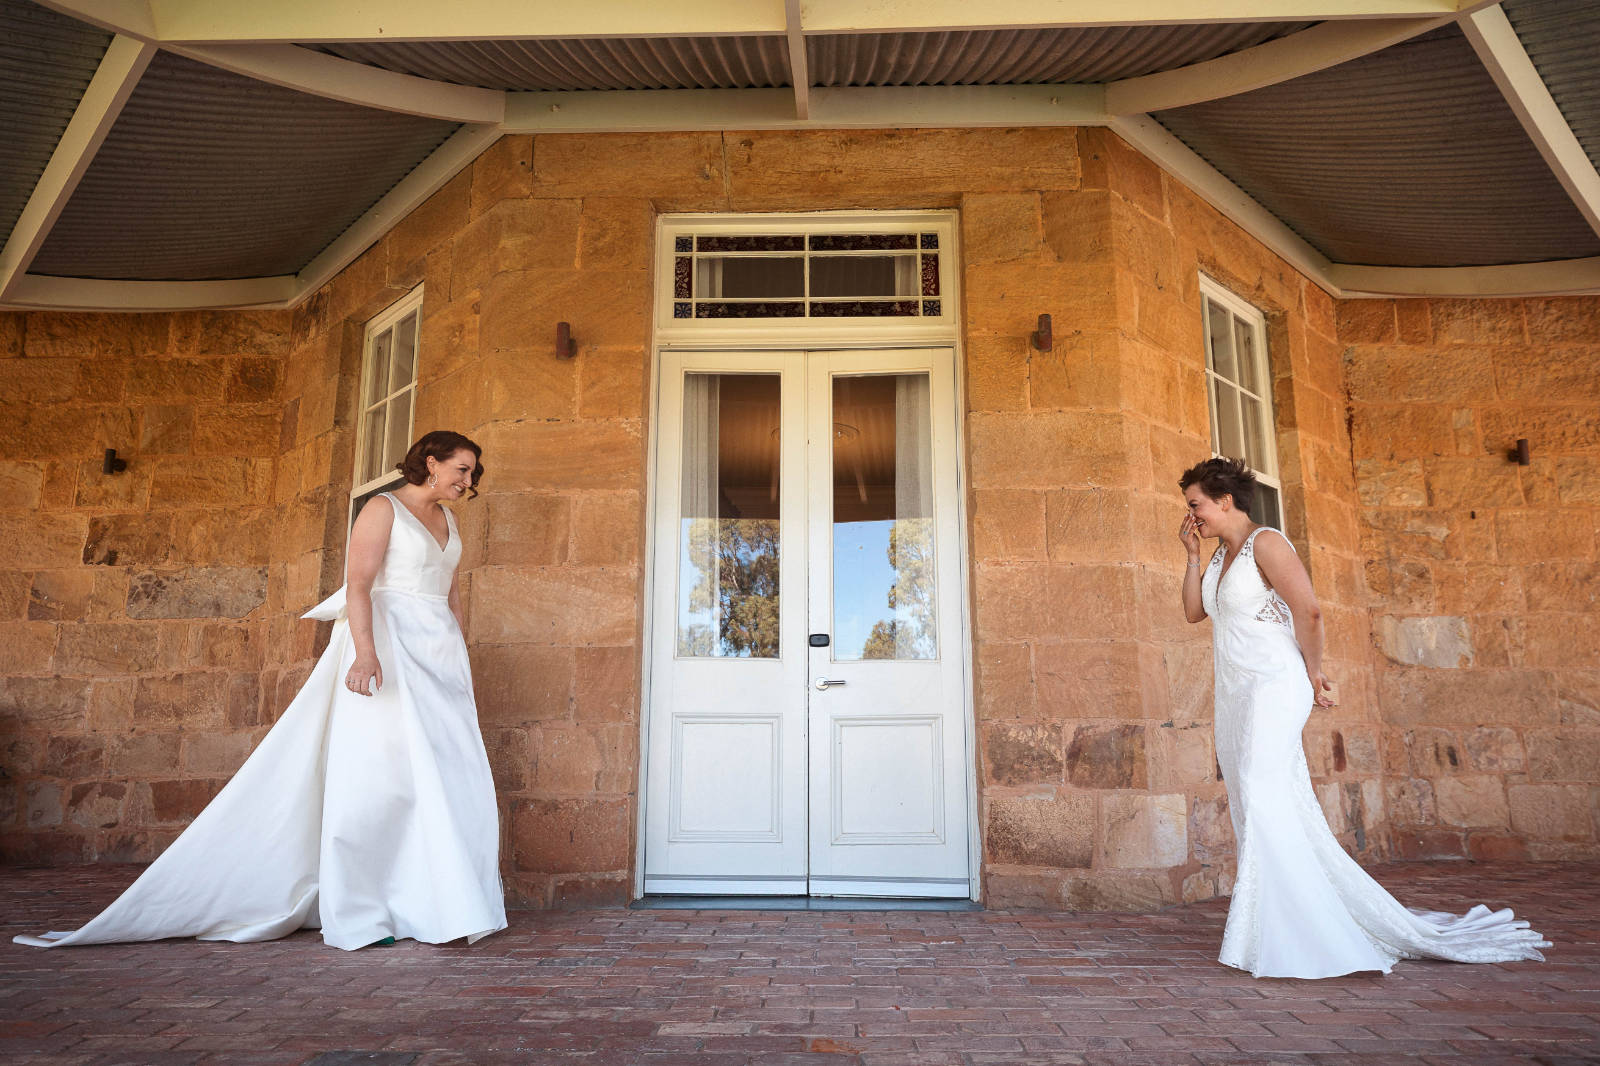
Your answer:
373;492;460;598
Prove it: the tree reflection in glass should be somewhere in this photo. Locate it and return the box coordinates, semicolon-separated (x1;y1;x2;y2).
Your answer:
677;373;782;658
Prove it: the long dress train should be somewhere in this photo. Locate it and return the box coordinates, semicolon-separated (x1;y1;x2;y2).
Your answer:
15;493;507;950
1203;526;1548;979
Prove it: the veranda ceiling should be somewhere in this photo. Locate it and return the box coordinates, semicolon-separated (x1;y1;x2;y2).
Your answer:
2;0;1598;312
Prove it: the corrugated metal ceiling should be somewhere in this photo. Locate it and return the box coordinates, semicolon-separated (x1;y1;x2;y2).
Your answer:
311;22;1318;92
314;37;792;91
809;23;1316;86
0;0;112;249
1155;26;1600;268
29;51;459;282
1503;0;1600;175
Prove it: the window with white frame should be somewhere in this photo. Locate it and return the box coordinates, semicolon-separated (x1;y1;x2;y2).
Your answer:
1199;277;1282;528
350;286;422;522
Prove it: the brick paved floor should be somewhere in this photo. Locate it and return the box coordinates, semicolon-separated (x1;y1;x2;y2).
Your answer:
2;862;1596;1066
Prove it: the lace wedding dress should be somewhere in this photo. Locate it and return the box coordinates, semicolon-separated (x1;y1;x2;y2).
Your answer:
16;493;506;951
1202;526;1548;979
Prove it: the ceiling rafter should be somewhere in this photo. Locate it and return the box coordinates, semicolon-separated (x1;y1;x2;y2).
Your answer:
4;274;297;312
0;33;155;304
1105;15;1449;114
784;0;810;120
798;0;1464;35
1332;257;1600;297
1459;3;1600;241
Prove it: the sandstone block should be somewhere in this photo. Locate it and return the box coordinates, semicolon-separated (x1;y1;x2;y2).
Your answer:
133;671;229;728
982;722;1063;786
1392;827;1466;860
470;643;574;725
1064;723;1145;789
1027;330;1122;410
576;347;646;420
1162;642;1213;723
126;567;267;619
224;357;283;404
53;623;163;676
537;132;726;205
170;310;290;357
1336;300;1397;344
1508;783;1592;841
1429;299;1526;345
1060;871;1177;912
193;408;282;457
509;797;631;874
44;735;105;778
1346;347;1496;405
181;732;255;775
1525;729;1600;781
1461;726;1525;772
1372;614;1471;668
125;358;227;403
975;642;1036;720
571;494;642;566
146;778;225;823
1356;459;1426;508
1147;720;1214;789
1378;667;1557;727
966;259;1118;337
972;490;1047;562
1102;793;1187;868
473;420;643;493
984;792;1094;869
1434;774;1510;827
25;783;62;828
531;727;605;793
481;267;651;356
982;869;1065;909
576;197;654;273
470;134;533;217
107;732;180;775
962;192;1044;265
1033;638;1143;718
1523;296;1600;342
477;345;576;422
1466;832;1531;861
1189;791;1233;862
471;567;638;645
0;461;44;511
3;512;86;569
575;645;640;722
66;782;126;828
389;169;471;270
27;571;94;623
486;494;570;566
963;332;1030;413
1481;407;1600;462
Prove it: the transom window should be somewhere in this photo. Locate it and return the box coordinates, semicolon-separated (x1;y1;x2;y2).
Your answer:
350;285;422;521
657;214;956;333
1200;276;1282;528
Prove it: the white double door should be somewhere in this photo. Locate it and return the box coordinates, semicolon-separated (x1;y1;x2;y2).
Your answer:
643;348;972;897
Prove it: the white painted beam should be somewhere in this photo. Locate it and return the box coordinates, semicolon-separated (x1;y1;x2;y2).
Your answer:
1105;16;1447;114
0;35;155;304
295;124;506;300
784;0;810;121
1460;4;1600;240
800;0;1461;35
148;0;787;43
30;0;156;39
1;274;298;312
504;83;1105;133
169;44;505;123
1331;258;1600;297
1108;113;1338;293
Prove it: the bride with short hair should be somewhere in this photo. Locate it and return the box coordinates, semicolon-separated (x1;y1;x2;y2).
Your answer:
1179;456;1547;979
17;430;506;951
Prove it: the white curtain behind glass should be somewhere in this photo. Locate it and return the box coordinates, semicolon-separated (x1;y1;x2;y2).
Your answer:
678;375;720;655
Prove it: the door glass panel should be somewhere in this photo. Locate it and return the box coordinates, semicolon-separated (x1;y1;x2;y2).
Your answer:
677;373;782;658
832;373;937;661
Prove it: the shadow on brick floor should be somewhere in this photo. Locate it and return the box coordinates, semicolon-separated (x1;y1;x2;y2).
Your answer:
3;861;1597;1065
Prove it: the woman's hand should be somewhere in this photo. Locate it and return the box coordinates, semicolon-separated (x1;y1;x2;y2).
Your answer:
1178;513;1203;560
345;654;383;697
1309;669;1336;708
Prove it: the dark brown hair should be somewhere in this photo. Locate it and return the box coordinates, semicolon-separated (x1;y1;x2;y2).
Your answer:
1178;456;1256;513
397;430;484;499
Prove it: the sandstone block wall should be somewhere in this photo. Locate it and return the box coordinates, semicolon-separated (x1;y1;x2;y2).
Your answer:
5;128;1592;907
0;310;290;862
1340;297;1600;861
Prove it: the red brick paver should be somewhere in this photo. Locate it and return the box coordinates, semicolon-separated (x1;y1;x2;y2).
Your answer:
3;862;1596;1065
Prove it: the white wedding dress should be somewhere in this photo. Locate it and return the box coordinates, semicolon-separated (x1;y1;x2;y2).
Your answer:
15;492;506;951
1203;526;1548;979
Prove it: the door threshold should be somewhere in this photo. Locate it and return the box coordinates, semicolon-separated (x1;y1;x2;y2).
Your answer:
631;895;980;911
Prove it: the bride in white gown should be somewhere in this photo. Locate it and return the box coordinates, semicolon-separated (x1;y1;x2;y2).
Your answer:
1178;456;1547;979
16;431;506;951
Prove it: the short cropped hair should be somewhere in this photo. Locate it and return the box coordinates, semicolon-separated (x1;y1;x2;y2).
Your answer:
1178;456;1256;514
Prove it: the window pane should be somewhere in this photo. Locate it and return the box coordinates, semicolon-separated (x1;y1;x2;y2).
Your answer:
833;373;937;662
390;312;417;392
361;405;387;483
810;255;917;298
1233;316;1259;393
677;373;781;659
1242;395;1270;469
1206;299;1237;382
1215;382;1245;459
696;256;803;298
1250;484;1282;528
384;396;412;472
366;329;392;401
